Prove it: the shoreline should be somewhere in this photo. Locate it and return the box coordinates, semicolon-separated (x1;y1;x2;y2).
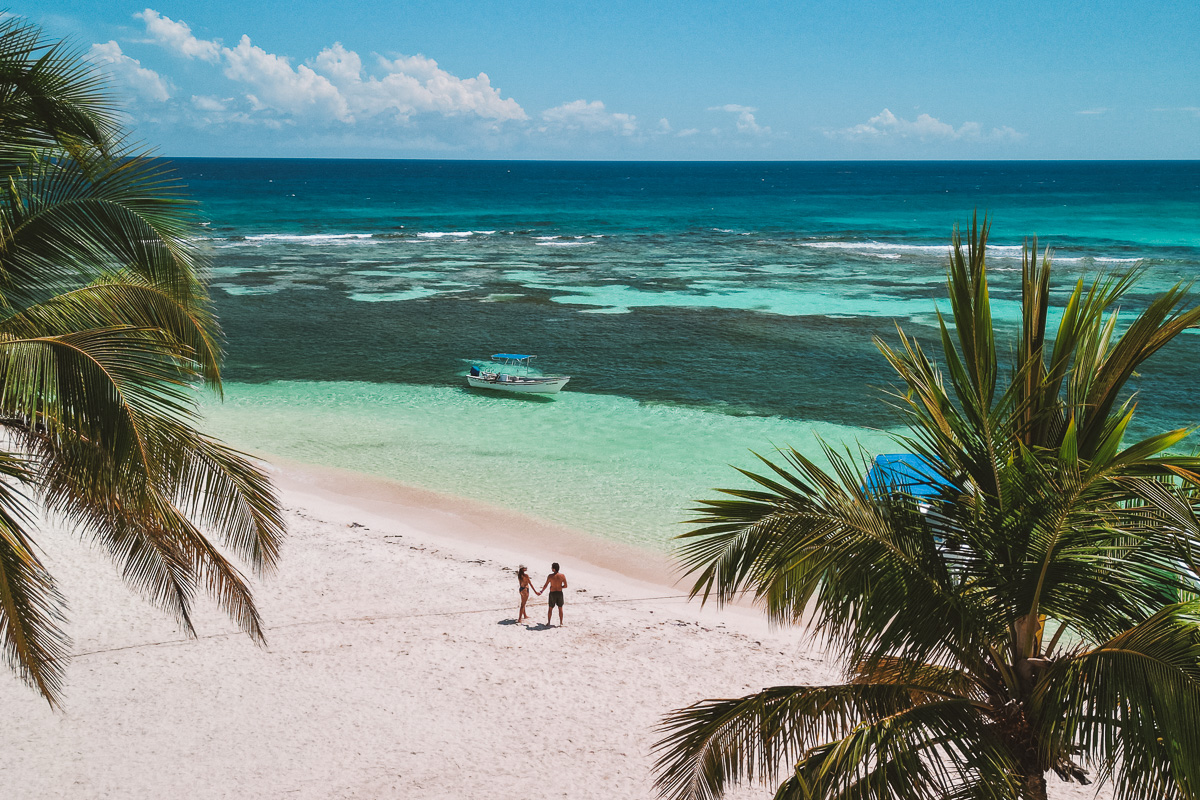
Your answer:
268;455;689;594
198;379;905;559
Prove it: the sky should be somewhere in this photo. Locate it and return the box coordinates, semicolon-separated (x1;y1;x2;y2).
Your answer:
31;0;1200;160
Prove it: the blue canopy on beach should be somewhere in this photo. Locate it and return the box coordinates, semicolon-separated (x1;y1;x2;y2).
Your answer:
491;353;534;360
864;454;953;500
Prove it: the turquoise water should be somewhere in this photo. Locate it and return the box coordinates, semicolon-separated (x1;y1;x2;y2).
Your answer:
203;381;894;549
186;159;1200;548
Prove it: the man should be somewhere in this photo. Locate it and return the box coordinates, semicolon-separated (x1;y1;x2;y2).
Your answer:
541;562;568;627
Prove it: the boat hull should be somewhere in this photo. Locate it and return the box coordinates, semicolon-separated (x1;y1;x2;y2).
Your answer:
466;375;570;394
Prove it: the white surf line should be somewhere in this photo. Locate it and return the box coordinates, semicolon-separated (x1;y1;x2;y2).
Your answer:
67;595;697;660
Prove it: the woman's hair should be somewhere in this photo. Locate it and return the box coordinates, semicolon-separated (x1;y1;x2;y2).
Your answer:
517;566;527;583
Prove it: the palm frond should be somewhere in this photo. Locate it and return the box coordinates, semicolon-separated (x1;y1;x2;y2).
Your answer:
944;213;997;412
9;421;268;641
654;682;954;800
0;17;118;165
1033;602;1200;799
0;149;208;318
0;480;70;706
1075;284;1200;458
783;699;1017;800
0;273;221;387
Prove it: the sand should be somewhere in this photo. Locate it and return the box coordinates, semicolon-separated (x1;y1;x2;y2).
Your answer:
1;461;1110;799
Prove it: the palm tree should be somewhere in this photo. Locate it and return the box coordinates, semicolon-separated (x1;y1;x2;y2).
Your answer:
655;216;1200;800
0;18;284;705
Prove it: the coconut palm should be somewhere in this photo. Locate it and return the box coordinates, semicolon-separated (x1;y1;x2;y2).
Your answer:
0;18;284;705
655;216;1200;800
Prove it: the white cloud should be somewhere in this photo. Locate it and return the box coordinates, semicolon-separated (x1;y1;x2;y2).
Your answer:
224;35;350;121
191;95;227;112
1077;108;1109;115
677;128;700;137
314;46;526;121
709;104;770;135
135;9;220;62
653;118;672;135
540;100;637;135
830;108;1023;142
312;43;363;85
186;94;266;127
89;41;171;102
133;11;526;126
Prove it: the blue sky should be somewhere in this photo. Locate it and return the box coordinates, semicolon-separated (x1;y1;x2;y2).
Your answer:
32;0;1200;159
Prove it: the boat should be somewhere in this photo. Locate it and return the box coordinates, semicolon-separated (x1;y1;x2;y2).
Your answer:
466;354;571;395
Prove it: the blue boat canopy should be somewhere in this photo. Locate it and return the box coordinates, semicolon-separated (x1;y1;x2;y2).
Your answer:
491;353;534;360
864;454;954;500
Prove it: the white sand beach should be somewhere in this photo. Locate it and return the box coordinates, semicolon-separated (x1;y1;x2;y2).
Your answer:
1;461;1110;799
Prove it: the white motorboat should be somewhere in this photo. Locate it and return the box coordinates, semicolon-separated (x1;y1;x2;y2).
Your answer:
466;354;570;395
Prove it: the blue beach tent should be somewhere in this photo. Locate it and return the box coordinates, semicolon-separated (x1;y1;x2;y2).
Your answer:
864;453;954;500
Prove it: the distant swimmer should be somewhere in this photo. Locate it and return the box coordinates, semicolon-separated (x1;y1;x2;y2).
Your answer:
517;565;540;623
541;562;568;627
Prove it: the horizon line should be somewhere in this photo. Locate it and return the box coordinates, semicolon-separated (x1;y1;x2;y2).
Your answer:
154;155;1200;163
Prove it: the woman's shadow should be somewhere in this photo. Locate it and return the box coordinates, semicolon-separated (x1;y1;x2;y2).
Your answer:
497;618;555;631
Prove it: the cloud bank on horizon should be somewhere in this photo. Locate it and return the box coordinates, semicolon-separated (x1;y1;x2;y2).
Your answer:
828;109;1024;143
85;8;1036;158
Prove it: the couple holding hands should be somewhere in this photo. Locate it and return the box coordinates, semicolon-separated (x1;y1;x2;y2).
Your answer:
517;563;567;626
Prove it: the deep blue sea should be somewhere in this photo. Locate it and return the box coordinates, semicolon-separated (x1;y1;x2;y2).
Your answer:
184;159;1200;547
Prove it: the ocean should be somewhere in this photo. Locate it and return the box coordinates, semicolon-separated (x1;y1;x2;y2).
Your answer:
186;159;1200;549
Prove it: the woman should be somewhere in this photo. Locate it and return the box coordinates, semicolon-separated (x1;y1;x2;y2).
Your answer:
517;565;540;622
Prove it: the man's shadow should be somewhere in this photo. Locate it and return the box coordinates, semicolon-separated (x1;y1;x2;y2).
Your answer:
497;619;555;631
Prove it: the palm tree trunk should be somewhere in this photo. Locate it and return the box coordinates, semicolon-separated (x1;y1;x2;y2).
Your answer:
1023;771;1048;800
